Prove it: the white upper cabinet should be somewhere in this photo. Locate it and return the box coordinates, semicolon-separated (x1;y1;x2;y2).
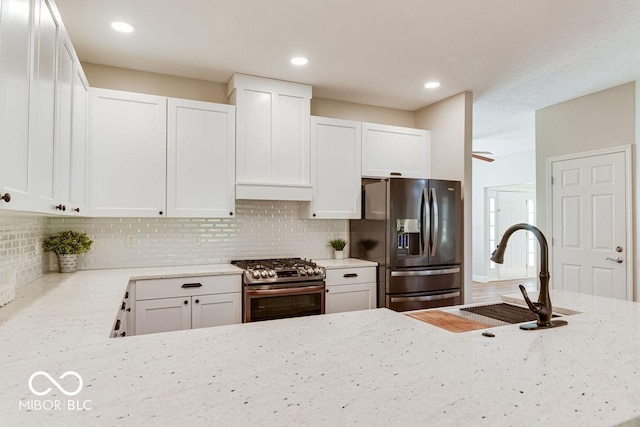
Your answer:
88;88;167;217
304;116;362;219
53;34;74;212
69;63;88;214
361;122;431;179
0;0;33;210
166;98;235;218
29;0;59;213
228;74;312;201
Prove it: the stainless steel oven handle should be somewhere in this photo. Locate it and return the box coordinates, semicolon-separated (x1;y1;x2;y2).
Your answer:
390;267;460;277
245;284;325;297
390;291;460;303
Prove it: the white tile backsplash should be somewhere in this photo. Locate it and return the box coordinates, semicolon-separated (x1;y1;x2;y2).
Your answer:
0;214;48;287
48;200;348;270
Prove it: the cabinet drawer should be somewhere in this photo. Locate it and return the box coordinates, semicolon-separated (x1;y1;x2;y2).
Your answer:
326;267;376;286
135;275;241;300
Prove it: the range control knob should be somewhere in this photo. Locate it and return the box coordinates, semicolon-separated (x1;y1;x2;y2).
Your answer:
251;271;260;279
306;268;314;275
314;268;321;275
260;270;268;278
268;270;275;277
299;268;307;276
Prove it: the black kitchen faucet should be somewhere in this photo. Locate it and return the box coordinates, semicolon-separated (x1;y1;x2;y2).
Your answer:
491;223;568;330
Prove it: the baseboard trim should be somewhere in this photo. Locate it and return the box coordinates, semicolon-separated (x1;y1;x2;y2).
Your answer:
472;275;489;283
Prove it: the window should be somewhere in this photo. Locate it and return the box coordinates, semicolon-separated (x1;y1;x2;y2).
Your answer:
488;195;496;270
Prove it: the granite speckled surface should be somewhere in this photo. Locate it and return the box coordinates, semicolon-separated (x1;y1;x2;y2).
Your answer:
315;258;378;269
1;266;640;426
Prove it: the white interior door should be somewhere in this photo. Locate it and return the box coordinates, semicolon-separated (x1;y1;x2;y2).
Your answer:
487;188;536;281
550;149;629;300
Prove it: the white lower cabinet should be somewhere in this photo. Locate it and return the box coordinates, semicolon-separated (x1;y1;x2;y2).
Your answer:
133;275;242;336
325;267;376;314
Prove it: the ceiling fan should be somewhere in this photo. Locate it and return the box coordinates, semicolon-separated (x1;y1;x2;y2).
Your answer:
472;151;495;162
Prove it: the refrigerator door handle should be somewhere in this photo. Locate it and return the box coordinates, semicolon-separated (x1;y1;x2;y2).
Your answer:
390;291;461;303
430;188;438;257
422;188;429;256
391;267;460;277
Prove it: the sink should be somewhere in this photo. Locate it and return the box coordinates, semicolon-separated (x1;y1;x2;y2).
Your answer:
450;302;580;327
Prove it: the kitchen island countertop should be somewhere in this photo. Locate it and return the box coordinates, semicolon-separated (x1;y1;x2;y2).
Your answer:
2;266;640;426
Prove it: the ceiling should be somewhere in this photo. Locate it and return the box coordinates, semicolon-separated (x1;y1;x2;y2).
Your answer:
55;0;640;156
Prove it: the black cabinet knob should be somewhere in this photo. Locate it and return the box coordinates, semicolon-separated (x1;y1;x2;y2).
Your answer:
325;289;329;293
120;331;126;337
313;213;316;217
73;207;80;213
184;300;188;305
55;204;66;211
126;308;131;312
0;193;10;203
159;211;163;216
195;299;200;304
229;212;233;216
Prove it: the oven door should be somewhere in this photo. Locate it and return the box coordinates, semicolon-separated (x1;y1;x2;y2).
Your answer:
244;282;325;323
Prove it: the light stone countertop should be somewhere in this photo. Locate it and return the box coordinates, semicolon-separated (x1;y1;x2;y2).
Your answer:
315;258;378;269
1;266;640;426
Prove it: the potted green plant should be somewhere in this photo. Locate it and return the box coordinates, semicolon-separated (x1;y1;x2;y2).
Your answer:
43;230;93;273
328;238;347;260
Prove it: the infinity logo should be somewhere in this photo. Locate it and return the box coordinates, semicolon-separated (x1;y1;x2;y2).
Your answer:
28;371;83;397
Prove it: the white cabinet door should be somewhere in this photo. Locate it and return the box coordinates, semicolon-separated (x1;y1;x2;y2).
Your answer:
167;98;235;218
306;116;361;219
326;282;376;314
135;297;191;335
88;88;167;217
29;0;58;213
361;122;430;179
69;65;88;214
229;74;312;201
191;293;242;329
53;35;74;212
0;0;33;211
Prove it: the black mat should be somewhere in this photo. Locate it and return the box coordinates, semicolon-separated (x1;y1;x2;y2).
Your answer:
460;303;544;324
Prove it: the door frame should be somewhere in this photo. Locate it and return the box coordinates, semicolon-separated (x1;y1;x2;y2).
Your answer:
546;144;633;300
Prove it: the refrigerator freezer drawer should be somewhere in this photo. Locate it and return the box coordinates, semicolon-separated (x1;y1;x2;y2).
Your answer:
387;267;461;295
387;290;462;312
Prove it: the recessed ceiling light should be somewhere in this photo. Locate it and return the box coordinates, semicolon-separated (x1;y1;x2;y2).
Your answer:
291;57;309;66
424;81;441;89
111;21;136;33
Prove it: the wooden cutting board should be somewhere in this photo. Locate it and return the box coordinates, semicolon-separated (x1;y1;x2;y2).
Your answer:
406;310;492;333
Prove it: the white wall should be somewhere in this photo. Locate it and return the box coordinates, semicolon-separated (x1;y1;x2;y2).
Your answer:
415;92;473;303
47;201;346;270
472;150;536;282
535;81;637;299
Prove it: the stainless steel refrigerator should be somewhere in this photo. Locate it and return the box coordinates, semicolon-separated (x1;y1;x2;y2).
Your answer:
350;178;462;311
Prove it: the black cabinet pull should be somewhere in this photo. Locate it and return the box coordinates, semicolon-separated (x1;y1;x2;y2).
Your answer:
120;302;126;311
390;172;402;176
55;204;66;211
114;319;121;331
181;283;203;288
0;193;10;203
124;291;129;299
184;300;189;305
343;273;358;278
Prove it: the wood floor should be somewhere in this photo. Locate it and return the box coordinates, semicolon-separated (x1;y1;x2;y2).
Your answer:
472;277;537;304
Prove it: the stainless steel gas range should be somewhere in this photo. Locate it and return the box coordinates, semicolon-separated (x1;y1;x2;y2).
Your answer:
231;258;326;323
